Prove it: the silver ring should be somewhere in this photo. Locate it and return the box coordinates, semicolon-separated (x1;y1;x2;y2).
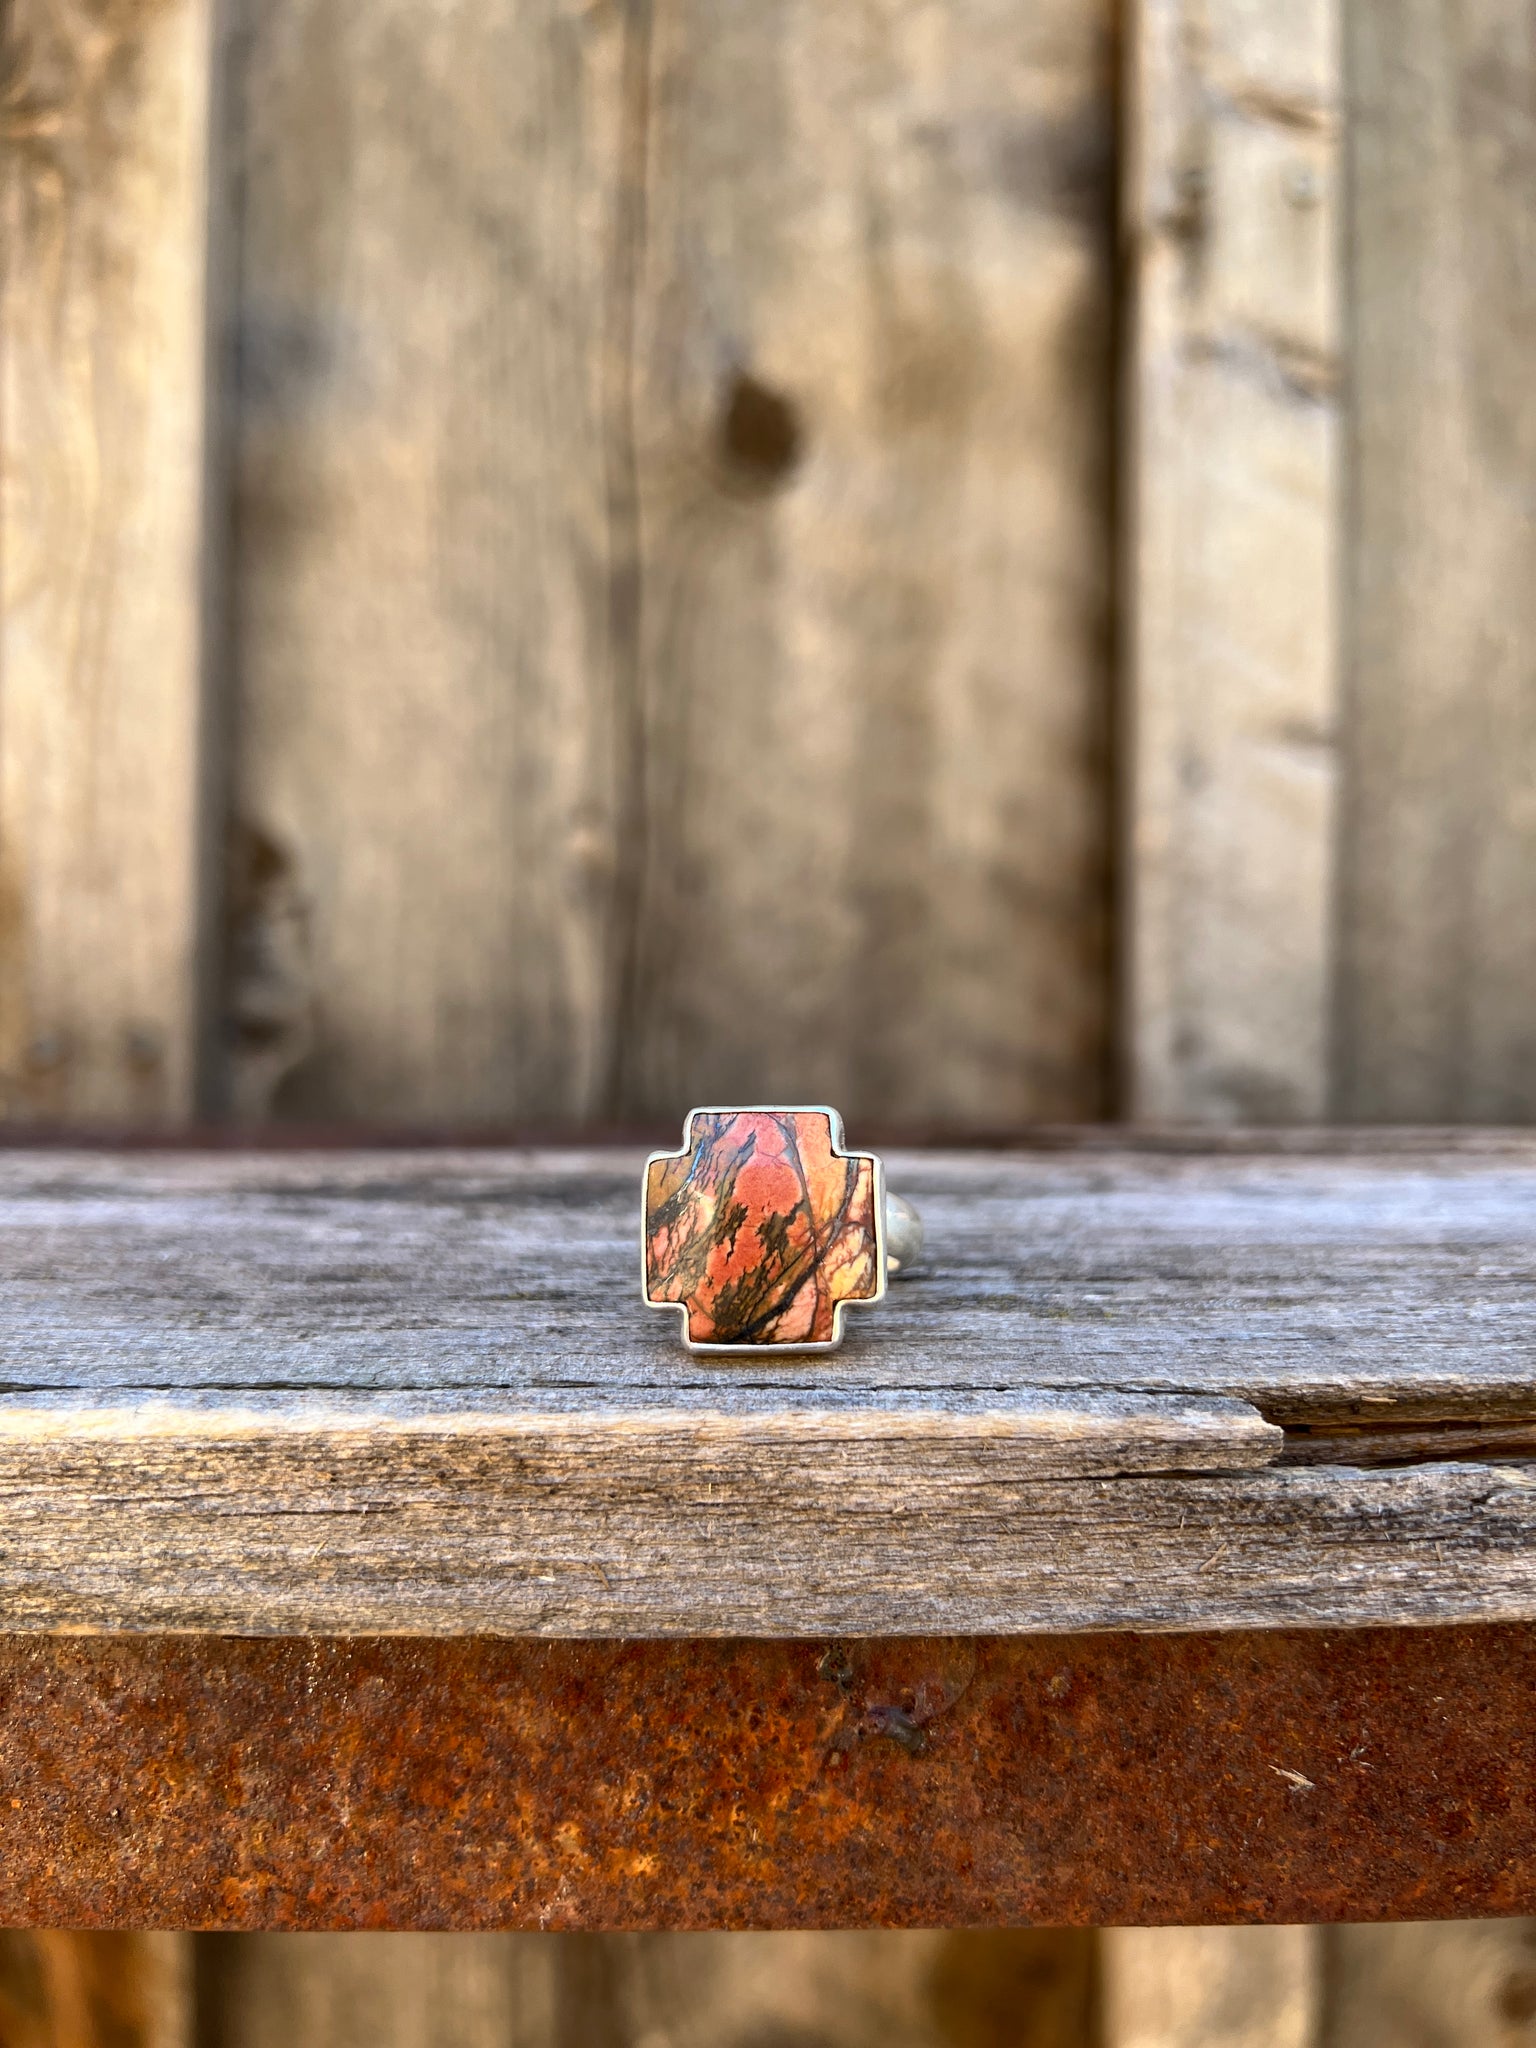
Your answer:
641;1106;924;1353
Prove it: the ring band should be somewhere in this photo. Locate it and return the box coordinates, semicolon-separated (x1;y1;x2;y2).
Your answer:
882;1189;925;1276
641;1106;922;1353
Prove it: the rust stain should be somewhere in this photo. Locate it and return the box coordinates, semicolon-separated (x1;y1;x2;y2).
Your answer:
0;1627;1531;1930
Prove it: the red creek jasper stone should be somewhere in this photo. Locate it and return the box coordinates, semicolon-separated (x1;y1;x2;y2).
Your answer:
644;1110;881;1347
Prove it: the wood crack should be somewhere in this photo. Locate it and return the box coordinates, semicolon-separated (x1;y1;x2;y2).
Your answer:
599;0;655;1118
1280;1419;1536;1469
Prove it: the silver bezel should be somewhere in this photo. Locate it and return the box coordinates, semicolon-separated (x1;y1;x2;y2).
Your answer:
641;1104;887;1354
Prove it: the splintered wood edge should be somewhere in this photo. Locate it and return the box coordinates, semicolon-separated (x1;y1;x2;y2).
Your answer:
0;1390;1281;1467
0;1458;1534;1636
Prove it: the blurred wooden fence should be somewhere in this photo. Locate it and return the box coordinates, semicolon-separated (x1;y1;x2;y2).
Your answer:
2;0;1534;2041
7;0;1535;1140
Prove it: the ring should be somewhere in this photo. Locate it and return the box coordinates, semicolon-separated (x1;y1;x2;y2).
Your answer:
641;1106;924;1353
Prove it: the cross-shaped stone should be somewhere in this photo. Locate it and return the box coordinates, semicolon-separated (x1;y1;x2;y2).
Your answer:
643;1107;883;1350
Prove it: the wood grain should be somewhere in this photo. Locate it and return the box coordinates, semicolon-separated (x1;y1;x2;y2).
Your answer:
1320;1924;1536;2048
198;1936;553;2048
1104;1929;1320;2048
223;0;625;1125
5;1145;1536;1424
1125;0;1341;1121
0;1933;190;2048
182;1929;1098;2048
1336;0;1536;1121
548;1932;1095;2048
7;1419;1536;1635
620;0;1114;1129
1;1147;1536;1633
224;0;1115;1130
0;0;216;1124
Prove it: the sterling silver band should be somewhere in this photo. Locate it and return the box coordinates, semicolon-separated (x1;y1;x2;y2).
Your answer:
883;1190;925;1276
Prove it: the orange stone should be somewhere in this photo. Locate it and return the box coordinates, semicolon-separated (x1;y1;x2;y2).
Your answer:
644;1110;881;1347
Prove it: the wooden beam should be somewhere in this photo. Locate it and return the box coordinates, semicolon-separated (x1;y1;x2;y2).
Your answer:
0;0;217;1125
1124;0;1341;1122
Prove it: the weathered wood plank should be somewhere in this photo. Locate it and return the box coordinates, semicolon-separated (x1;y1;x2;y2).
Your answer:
0;1393;1280;1467
1125;0;1341;1121
225;0;1115;1131
548;1932;1094;2048
1103;1928;1320;2048
3;1425;1535;1635
3;1145;1536;1424
1321;1923;1536;2047
223;0;626;1123
198;1935;553;2048
621;0;1114;1129
0;1933;190;2048
0;0;216;1124
1;1145;1535;1632
201;1931;1093;2048
1336;0;1536;1121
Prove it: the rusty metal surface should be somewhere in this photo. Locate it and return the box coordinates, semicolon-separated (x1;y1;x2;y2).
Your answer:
0;1627;1533;1930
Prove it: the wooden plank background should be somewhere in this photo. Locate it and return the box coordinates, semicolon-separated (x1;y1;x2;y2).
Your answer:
3;0;1535;2035
0;0;217;1127
1125;0;1340;1123
222;0;1114;1130
1336;0;1536;1121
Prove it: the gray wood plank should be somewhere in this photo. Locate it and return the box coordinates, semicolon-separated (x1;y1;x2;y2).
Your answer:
1126;0;1342;1124
224;0;625;1123
0;1145;1534;1633
0;1428;1534;1635
622;0;1115;1130
0;0;216;1125
224;0;1115;1132
3;1145;1535;1423
1338;0;1536;1120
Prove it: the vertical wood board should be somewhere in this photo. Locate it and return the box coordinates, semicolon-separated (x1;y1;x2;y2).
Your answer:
1104;1928;1320;2048
224;0;627;1123
621;0;1114;1128
0;0;215;1123
226;0;1116;1130
197;1934;554;2048
1125;0;1341;1121
1336;0;1536;1120
1321;1923;1536;2048
0;1932;191;2048
200;1930;1095;2048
